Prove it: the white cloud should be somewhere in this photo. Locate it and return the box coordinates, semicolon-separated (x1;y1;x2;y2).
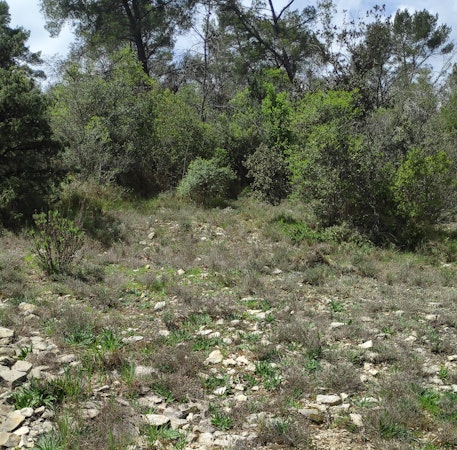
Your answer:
5;0;73;59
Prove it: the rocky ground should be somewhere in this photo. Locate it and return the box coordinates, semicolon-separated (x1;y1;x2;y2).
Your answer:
1;198;457;449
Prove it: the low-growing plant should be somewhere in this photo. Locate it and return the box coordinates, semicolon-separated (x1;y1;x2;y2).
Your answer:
33;430;65;450
32;210;84;275
255;361;281;391
257;416;312;448
17;344;33;360
145;423;187;448
209;404;234;431
97;328;124;352
10;378;59;409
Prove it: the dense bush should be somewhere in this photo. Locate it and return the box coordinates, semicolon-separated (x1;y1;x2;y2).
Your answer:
245;143;291;204
177;151;236;207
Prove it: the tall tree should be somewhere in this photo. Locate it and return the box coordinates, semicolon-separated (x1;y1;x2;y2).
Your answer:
325;5;454;109
0;2;61;226
216;0;321;83
40;0;197;76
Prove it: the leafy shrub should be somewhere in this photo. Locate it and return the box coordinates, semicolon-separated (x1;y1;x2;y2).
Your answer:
177;151;236;207
391;148;455;244
32;210;84;275
245;143;291;204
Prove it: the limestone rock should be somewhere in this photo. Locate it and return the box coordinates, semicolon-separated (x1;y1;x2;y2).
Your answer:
316;394;342;406
350;413;364;427
0;367;27;387
145;414;171;427
0;431;20;448
205;350;223;365
12;360;33;374
358;340;373;349
0;411;26;432
0;329;14;344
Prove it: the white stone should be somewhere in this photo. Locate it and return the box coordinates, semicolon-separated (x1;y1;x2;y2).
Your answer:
18;408;33;418
154;302;166;311
0;411;25;432
316;394;342;406
0;328;14;340
425;314;439;321
329;322;345;329
198;432;214;445
0;431;20;447
204;350;223;365
13;361;33;374
350;413;364;427
135;365;154;378
235;355;250;365
0;367;27;387
222;359;237;367
13;426;30;436
213;387;227;396
358;340;373;349
145;414;170;427
123;335;144;343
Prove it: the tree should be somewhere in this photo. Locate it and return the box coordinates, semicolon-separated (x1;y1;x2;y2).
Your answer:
40;0;197;76
50;49;214;194
0;1;61;226
325;5;454;110
216;0;320;83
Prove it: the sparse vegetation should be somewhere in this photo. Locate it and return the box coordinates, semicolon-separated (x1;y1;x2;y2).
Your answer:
1;1;457;448
2;198;457;448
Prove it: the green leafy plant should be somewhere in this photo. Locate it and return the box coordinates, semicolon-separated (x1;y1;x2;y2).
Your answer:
32;210;84;275
10;379;58;409
177;150;236;207
255;361;281;391
33;431;65;450
209;404;233;431
17;344;33;360
145;423;187;448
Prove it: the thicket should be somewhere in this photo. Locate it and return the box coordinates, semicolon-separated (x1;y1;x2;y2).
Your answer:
2;1;457;247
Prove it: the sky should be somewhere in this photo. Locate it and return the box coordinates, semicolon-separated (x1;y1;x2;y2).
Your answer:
5;0;457;74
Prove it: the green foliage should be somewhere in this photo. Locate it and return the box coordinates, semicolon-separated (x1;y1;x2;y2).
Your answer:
10;376;70;409
0;4;62;226
288;89;363;225
287;86;456;247
50;51;154;188
33;431;65;450
40;0;196;77
392;148;453;242
272;214;323;244
51;51;213;194
145;423;187;448
32;211;84;275
245;143;290;204
177;151;236;207
209;404;233;431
